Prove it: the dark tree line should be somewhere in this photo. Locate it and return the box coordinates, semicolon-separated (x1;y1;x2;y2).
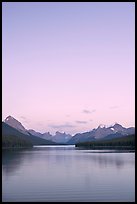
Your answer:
75;134;135;150
2;135;33;148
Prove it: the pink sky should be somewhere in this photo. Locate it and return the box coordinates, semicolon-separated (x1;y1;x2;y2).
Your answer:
2;2;135;135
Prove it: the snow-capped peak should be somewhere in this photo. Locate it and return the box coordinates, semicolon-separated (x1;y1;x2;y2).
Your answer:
4;115;29;135
98;124;105;128
5;115;14;121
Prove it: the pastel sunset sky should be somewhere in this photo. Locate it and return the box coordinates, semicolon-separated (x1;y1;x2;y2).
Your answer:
2;2;135;135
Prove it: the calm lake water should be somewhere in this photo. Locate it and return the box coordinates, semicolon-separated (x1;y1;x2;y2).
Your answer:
2;145;135;202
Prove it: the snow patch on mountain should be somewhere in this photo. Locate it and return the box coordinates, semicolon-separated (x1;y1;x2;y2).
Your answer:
4;116;29;135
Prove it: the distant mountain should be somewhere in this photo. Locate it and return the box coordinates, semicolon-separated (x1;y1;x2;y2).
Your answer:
102;132;124;140
67;131;95;144
28;129;53;141
28;130;72;144
2;122;56;145
126;127;135;135
4;116;55;143
3;116;135;145
27;129;43;137
52;131;72;144
67;123;135;144
3;116;72;144
4;116;29;135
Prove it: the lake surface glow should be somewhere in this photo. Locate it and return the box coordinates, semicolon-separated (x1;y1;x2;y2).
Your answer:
2;145;135;202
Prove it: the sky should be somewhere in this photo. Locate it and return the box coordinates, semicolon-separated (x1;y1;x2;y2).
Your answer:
2;2;135;135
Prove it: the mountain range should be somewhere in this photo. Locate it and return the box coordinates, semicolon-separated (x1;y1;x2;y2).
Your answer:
3;116;135;145
3;116;72;144
67;123;135;144
2;122;56;145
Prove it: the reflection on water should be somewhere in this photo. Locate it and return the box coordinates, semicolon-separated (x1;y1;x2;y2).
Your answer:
2;147;134;174
2;146;135;202
2;149;34;176
81;153;133;169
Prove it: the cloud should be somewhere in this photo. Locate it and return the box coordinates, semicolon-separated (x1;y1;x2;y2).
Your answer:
83;109;96;114
20;116;30;124
75;120;88;124
91;109;96;113
109;106;119;109
20;116;27;120
83;110;91;114
18;116;31;129
48;123;75;129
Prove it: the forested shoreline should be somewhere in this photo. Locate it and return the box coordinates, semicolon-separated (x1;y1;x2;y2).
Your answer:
75;134;135;150
2;135;33;148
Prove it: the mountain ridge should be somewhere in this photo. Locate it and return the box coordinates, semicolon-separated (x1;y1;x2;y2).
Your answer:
3;115;135;144
2;122;56;145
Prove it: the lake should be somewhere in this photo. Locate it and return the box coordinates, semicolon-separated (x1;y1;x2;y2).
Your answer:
2;145;135;202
